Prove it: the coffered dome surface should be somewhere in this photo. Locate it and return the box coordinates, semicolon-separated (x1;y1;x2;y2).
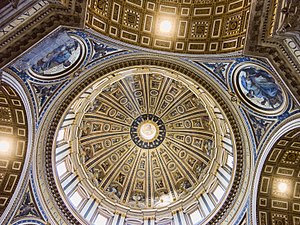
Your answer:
53;66;237;224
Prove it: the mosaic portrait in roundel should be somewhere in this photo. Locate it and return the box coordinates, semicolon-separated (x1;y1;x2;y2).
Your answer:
236;65;285;111
31;39;79;74
13;29;85;79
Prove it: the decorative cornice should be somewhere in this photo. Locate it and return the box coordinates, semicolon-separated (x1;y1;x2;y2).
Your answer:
245;0;300;104
0;0;86;68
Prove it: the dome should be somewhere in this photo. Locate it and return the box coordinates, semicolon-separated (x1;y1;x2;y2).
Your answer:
53;65;238;224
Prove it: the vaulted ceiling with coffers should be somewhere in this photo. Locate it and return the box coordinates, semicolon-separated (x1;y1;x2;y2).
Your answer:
0;82;27;216
85;0;251;54
257;128;300;225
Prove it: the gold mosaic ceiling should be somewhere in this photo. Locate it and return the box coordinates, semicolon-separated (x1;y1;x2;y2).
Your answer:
85;0;251;54
54;66;236;222
257;128;300;225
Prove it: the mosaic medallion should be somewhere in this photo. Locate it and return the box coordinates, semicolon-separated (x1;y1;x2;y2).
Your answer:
234;63;286;114
13;30;86;79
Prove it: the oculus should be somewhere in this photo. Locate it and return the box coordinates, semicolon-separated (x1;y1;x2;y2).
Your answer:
130;114;166;148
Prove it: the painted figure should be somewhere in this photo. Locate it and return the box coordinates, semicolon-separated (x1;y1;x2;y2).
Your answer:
240;67;283;108
32;41;79;73
18;192;39;217
13;30;82;76
92;41;118;59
